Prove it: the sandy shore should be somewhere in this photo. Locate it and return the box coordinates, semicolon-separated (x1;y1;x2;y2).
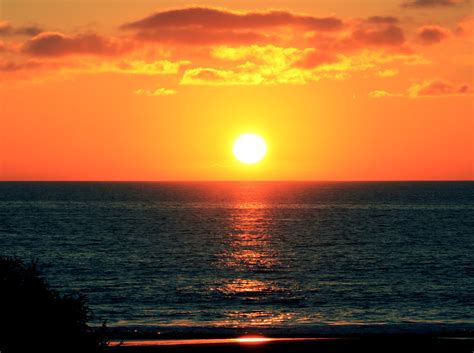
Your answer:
107;335;474;352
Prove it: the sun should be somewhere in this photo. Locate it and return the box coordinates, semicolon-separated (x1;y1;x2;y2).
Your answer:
233;133;267;164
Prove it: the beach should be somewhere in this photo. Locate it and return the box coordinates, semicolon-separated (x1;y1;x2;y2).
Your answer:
107;335;473;352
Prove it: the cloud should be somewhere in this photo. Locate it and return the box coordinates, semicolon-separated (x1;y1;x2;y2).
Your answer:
0;38;23;55
409;79;473;96
180;64;321;86
0;21;43;37
23;32;133;57
121;7;344;45
122;7;344;31
9;29;190;79
125;28;273;45
0;7;433;85
366;16;400;24
181;67;265;85
196;45;329;85
293;50;339;69
179;44;424;86
402;0;469;8
455;16;474;37
181;46;320;85
100;59;190;75
369;90;395;98
416;25;450;45
212;45;309;66
134;87;177;96
369;79;474;98
0;59;43;72
119;7;414;54
352;23;405;47
0;58;188;83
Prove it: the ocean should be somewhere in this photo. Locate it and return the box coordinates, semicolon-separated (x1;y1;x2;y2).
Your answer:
0;182;473;336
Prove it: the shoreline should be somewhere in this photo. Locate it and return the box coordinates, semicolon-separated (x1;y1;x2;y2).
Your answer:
107;335;474;352
109;337;341;346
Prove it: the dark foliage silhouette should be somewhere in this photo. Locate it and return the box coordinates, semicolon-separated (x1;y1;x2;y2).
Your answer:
0;257;107;353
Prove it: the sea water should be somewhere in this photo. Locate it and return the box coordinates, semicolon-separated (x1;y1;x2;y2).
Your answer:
0;182;473;335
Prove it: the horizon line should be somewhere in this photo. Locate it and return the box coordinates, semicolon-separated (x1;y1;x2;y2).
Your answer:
0;179;473;183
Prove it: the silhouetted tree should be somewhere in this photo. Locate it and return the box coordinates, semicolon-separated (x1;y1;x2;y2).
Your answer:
0;257;107;353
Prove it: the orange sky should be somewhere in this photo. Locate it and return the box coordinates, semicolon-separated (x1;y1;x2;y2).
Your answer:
1;0;473;180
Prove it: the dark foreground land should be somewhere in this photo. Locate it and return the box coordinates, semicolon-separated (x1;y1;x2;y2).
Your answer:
107;336;474;353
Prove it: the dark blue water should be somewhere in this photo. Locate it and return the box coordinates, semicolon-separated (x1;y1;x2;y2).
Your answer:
0;182;473;335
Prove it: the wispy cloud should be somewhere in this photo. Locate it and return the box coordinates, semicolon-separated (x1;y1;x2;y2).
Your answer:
369;79;473;98
0;21;43;37
134;87;177;96
402;0;469;8
100;59;190;75
369;90;395;98
180;45;425;86
409;79;473;96
22;32;134;57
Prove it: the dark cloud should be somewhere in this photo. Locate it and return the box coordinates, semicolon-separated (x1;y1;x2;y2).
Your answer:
367;16;400;24
131;27;272;45
22;32;132;57
417;25;449;44
0;21;42;37
402;0;469;8
121;7;344;44
17;26;43;36
457;84;472;93
352;24;405;47
122;7;343;31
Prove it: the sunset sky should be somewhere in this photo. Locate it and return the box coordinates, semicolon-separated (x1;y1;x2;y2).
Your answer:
1;0;473;180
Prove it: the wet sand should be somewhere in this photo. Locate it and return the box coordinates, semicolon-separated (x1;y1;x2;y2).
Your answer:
107;336;474;352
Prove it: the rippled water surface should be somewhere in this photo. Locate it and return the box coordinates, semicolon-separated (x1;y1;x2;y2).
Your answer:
0;182;473;332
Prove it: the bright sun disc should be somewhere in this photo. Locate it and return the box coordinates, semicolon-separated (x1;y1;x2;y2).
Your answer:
233;134;267;164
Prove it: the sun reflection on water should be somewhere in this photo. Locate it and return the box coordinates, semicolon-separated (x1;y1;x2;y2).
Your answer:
224;311;296;326
220;202;279;271
213;198;291;327
218;278;274;294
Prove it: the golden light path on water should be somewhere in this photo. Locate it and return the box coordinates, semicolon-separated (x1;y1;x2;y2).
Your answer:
212;195;288;327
